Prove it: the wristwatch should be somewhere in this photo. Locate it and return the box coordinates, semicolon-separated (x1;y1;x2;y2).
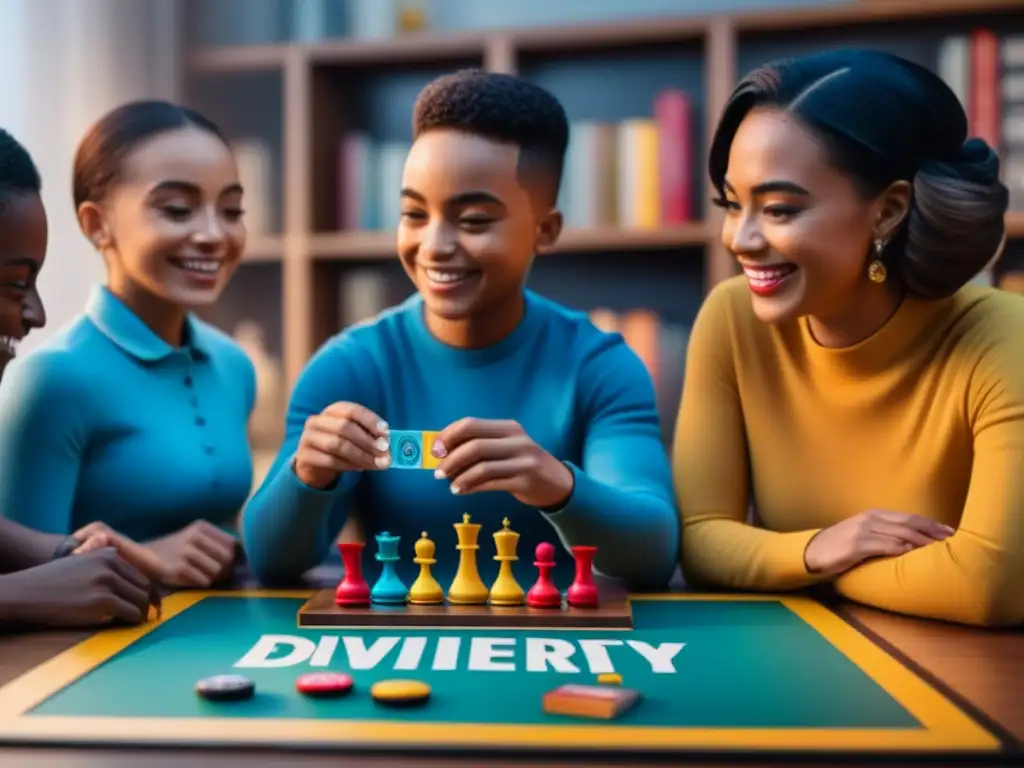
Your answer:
51;536;80;560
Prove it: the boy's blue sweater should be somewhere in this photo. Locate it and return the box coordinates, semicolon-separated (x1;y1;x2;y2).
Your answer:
242;290;679;591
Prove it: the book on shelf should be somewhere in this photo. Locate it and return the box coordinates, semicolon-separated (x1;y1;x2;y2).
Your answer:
289;0;422;42
553;87;695;231
937;29;1024;288
589;307;690;444
232;139;272;237
938;30;1024;211
338;134;410;232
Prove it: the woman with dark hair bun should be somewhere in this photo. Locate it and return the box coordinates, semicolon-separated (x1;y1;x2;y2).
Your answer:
0;101;255;590
673;49;1021;627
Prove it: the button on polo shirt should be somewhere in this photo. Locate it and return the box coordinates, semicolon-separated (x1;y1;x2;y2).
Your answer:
0;285;257;542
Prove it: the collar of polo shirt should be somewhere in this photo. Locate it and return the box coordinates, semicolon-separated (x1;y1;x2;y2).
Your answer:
84;285;212;362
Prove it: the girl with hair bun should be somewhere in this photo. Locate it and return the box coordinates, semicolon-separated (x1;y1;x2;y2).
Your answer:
673;49;1021;627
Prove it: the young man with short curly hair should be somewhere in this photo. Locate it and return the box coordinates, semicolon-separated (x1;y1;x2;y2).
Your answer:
242;70;679;591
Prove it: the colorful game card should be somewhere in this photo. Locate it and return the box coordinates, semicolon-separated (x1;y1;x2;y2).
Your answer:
388;430;442;470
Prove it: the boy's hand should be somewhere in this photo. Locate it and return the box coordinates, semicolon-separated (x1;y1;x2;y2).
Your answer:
294;402;391;488
431;418;574;509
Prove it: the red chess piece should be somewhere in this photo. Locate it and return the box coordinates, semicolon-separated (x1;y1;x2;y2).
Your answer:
526;542;562;609
335;542;371;606
566;545;599;608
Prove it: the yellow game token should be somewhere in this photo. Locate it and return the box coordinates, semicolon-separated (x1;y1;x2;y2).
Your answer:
370;679;431;706
597;673;622;685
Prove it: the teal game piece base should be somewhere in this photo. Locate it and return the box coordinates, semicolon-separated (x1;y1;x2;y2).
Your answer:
370;595;408;606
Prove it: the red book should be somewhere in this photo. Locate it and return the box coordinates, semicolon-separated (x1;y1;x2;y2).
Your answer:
969;28;1001;150
654;89;692;223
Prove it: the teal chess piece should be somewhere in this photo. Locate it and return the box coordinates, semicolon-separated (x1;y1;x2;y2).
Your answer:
370;532;408;605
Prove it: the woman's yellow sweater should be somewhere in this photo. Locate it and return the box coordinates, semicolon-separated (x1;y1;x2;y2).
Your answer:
673;275;1023;627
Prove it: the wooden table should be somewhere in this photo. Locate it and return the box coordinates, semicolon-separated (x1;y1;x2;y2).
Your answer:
0;592;1019;767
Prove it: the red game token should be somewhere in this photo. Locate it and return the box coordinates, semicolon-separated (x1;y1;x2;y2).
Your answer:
295;672;354;698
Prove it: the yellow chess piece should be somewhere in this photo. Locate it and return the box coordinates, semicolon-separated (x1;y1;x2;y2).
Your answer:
489;517;525;606
408;531;444;605
447;513;490;605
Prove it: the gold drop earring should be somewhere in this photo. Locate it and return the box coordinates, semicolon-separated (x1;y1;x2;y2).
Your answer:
867;238;887;284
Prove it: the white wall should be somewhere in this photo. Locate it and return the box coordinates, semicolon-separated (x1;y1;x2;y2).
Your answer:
0;0;180;353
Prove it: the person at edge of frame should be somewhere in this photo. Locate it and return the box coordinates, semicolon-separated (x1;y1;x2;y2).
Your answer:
241;69;680;591
0;101;255;593
0;126;161;629
673;48;1022;628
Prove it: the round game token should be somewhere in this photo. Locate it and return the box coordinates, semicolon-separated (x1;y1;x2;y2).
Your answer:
597;673;622;685
296;672;354;698
370;679;431;707
195;674;255;702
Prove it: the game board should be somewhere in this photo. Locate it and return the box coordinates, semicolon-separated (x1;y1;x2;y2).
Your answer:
300;514;630;629
0;590;1009;758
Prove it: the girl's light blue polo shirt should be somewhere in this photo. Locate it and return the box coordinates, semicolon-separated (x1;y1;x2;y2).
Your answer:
0;285;256;542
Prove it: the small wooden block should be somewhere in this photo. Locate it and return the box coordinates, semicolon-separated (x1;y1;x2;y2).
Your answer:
543;684;640;720
297;585;632;630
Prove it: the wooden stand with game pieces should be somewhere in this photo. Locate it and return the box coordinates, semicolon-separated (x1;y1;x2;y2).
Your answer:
297;514;633;629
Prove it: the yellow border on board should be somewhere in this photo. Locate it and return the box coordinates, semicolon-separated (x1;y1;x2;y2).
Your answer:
0;590;1002;753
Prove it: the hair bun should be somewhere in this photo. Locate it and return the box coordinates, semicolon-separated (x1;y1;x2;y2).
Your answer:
920;137;1000;186
900;137;1008;298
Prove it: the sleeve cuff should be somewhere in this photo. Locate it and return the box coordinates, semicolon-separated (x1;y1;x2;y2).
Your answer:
261;455;350;519
539;462;594;521
772;528;827;585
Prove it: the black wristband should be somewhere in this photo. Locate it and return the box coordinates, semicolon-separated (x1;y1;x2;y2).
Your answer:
51;536;80;560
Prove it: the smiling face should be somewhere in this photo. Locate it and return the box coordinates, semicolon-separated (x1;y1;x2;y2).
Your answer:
79;125;246;309
0;191;47;376
397;129;561;340
717;107;896;328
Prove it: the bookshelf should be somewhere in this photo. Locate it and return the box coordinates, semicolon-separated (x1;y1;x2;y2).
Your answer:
182;0;1024;407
